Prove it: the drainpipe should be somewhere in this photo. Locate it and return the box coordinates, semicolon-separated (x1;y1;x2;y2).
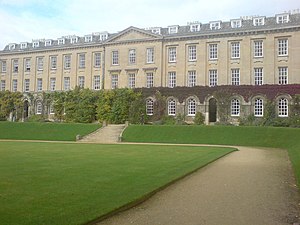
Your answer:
101;46;105;90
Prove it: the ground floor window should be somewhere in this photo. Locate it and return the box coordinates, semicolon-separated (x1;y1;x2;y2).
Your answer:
231;99;240;116
278;98;288;117
36;101;43;114
254;98;263;117
188;98;196;116
168;98;176;115
146;99;154;115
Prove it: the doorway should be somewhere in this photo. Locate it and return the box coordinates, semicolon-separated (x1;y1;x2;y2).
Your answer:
209;98;217;123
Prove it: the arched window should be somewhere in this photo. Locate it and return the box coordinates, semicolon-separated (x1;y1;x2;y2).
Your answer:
168;99;176;116
146;99;154;115
231;99;240;116
188;98;196;116
254;98;263;117
278;98;288;117
36;101;42;115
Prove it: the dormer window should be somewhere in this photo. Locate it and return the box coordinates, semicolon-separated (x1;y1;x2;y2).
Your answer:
100;32;108;41
231;19;242;28
58;38;65;45
84;35;92;42
9;44;16;50
253;17;265;26
190;23;201;32
70;37;78;44
32;41;39;48
168;26;178;34
45;40;52;46
20;42;27;49
151;28;161;35
276;13;289;24
210;21;221;30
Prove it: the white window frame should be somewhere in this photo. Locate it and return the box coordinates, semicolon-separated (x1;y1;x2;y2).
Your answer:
58;38;65;45
94;53;101;68
254;68;263;85
12;79;18;92
32;41;39;48
254;40;263;57
278;67;288;85
45;40;52;46
210;21;221;30
112;51;119;65
168;72;176;88
231;42;240;59
50;78;56;91
231;19;242;28
70;37;78;44
278;39;288;56
254;98;264;117
24;58;31;72
190;24;201;32
168;99;176;116
168;47;177;63
64;55;71;69
168;26;178;34
151;28;161;34
94;75;101;90
276;14;289;24
188;45;197;61
253;17;265;26
1;60;7;73
84;35;92;43
13;59;18;73
37;57;43;71
36;101;43;115
64;77;70;91
24;79;30;92
50;56;57;70
78;76;85;88
146;99;154;115
37;78;42;92
188;98;196;116
209;44;218;60
9;44;16;50
146;48;154;63
188;70;196;87
129;49;136;64
278;98;288;117
146;72;154;88
79;54;85;68
20;42;27;49
209;70;217;87
1;80;5;91
128;73;135;88
111;74;118;89
231;99;240;116
231;69;240;86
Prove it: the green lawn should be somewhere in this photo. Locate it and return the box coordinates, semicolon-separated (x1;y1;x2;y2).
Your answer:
0;122;100;141
0;141;234;225
123;125;300;186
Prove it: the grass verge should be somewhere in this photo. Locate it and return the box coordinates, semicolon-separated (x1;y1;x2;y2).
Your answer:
0;122;100;141
0;141;234;225
123;125;300;186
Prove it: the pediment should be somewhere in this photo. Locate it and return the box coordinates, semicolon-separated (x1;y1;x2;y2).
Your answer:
106;26;161;43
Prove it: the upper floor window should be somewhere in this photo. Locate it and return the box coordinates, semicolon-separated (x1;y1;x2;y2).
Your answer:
78;76;85;88
79;54;85;68
253;17;265;26
37;57;43;71
45;40;52;46
9;44;16;50
278;39;288;56
128;73;136;88
94;75;101;90
24;79;30;92
70;36;78;44
111;74;118;89
231;19;242;28
50;56;57;70
254;40;263;57
278;67;288;85
24;58;31;72
12;79;18;92
231;99;240;116
168;72;176;88
168;25;178;34
58;38;65;45
64;77;70;91
94;53;101;67
129;49;136;64
50;78;56;91
32;41;39;48
112;51;119;65
168;47;176;63
37;78;43;92
146;72;154;88
100;32;108;41
254;68;263;85
150;27;161;35
209;44;218;60
276;14;289;24
146;48;154;63
190;23;201;32
231;69;240;85
188;71;196;87
188;45;197;61
209;70;217;87
20;42;27;49
84;35;92;43
231;42;240;59
64;55;71;69
1;80;5;91
278;98;288;117
13;59;18;73
210;21;221;30
1;60;7;73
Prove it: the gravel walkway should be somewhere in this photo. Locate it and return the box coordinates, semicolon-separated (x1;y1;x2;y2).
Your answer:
96;146;300;225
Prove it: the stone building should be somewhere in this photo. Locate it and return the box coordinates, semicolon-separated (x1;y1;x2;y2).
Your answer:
0;12;300;123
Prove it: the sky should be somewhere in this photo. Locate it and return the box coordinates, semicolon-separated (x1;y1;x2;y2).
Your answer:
0;0;299;49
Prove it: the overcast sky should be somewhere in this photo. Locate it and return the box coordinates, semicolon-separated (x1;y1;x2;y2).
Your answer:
0;0;299;49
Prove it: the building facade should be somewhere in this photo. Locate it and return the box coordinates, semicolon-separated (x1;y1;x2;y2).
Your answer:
0;12;300;123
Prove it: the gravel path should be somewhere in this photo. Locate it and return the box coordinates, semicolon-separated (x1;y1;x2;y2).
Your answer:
96;146;300;225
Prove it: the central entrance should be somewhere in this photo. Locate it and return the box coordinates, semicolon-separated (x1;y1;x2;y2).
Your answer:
209;98;217;123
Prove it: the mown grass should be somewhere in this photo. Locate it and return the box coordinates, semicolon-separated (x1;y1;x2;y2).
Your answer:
123;125;300;186
0;141;234;225
0;122;100;141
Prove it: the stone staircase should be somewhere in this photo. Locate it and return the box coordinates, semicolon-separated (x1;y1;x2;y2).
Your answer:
78;124;126;143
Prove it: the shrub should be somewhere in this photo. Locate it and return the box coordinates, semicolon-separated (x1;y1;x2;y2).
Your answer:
194;112;205;125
